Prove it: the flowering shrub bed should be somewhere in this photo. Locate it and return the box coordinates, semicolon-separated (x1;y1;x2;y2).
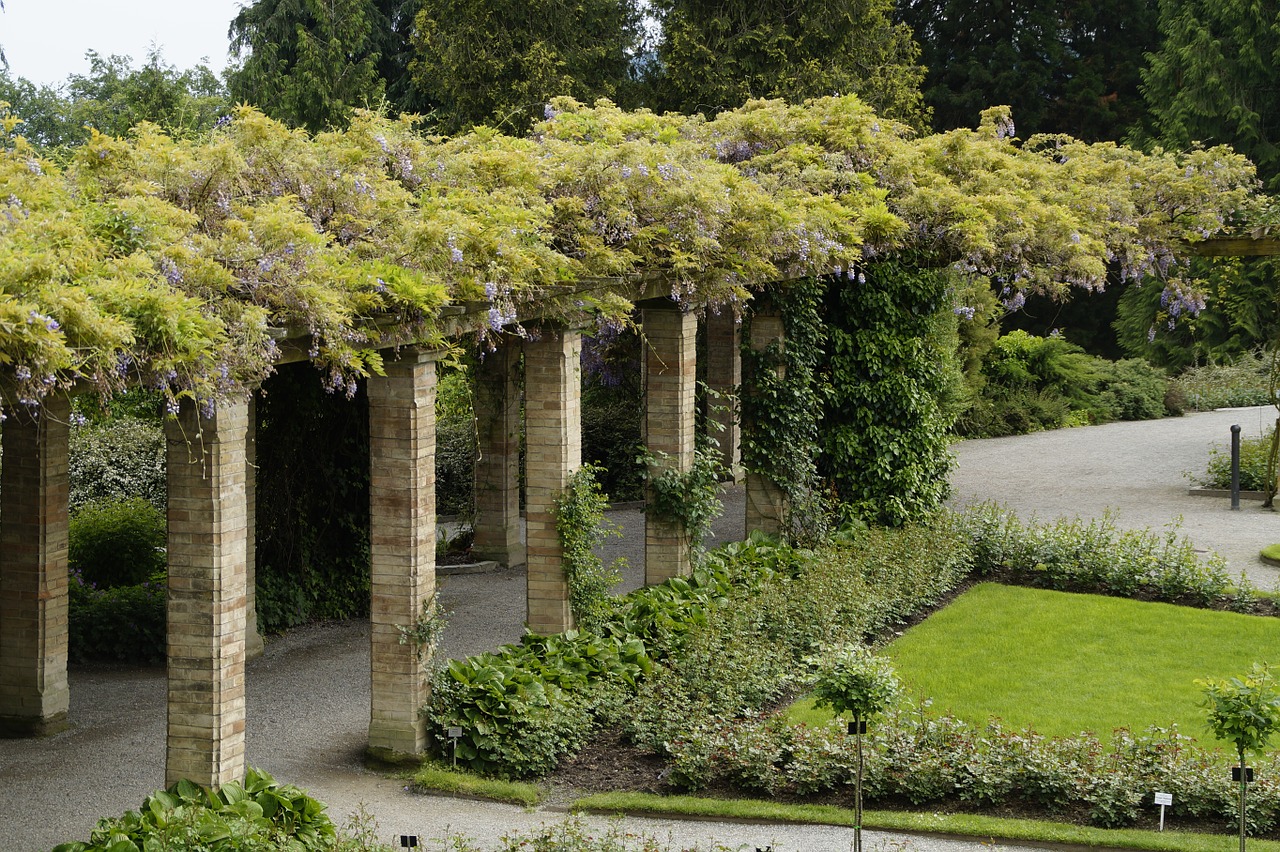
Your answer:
665;711;1280;832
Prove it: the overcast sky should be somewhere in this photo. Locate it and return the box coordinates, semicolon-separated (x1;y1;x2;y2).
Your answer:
3;0;244;87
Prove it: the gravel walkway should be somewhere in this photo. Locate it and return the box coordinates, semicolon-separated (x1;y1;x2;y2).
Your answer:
3;409;1276;851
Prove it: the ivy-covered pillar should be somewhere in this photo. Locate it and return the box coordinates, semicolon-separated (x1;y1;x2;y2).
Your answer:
0;397;72;738
524;327;581;634
703;309;741;480
642;301;697;583
472;340;523;566
743;304;788;535
245;394;264;660
165;395;249;788
367;349;437;757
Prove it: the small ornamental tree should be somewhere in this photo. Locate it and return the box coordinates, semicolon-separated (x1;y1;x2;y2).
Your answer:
810;644;901;852
1199;664;1280;852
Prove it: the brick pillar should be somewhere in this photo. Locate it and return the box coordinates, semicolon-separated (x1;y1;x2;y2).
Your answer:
642;304;697;584
704;309;741;480
367;350;437;756
165;396;249;788
744;306;788;535
0;398;71;737
524;329;581;635
245;395;264;660
472;342;523;566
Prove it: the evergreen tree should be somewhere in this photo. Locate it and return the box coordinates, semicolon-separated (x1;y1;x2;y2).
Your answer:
410;0;641;134
898;0;1158;140
1139;0;1280;189
229;0;413;133
653;0;929;130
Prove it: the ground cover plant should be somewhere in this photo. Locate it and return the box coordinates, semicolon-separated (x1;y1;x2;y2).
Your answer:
1195;426;1278;492
789;583;1280;745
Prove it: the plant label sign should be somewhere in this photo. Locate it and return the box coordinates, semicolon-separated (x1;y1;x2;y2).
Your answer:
447;727;462;739
1154;792;1173;806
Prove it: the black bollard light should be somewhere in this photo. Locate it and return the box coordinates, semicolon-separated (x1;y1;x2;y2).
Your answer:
1232;424;1242;511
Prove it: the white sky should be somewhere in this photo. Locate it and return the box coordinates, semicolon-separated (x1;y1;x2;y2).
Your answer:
2;0;245;87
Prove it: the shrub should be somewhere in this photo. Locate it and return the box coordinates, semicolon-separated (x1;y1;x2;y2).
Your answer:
68;497;167;588
1173;352;1273;411
51;768;347;852
68;570;166;662
436;368;477;517
1094;358;1173;421
1197;428;1277;492
67;416;166;511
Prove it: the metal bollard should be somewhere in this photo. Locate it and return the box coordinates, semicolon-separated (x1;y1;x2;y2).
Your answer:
1231;424;1242;510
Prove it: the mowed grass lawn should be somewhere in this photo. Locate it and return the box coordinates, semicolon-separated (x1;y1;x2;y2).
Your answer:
791;583;1280;748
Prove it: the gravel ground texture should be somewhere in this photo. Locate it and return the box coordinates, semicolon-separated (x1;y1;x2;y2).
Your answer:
3;407;1277;851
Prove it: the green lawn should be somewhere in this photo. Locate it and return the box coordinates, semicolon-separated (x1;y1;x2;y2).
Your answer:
791;582;1280;747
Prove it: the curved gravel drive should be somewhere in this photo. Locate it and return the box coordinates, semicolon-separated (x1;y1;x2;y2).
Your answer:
3;408;1274;851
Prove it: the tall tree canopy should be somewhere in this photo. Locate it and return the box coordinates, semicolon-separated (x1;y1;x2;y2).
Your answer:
653;0;929;130
0;51;229;150
899;0;1159;140
228;0;415;132
1139;0;1280;190
409;0;641;134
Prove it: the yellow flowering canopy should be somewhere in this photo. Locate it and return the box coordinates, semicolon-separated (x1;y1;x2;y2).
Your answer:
0;96;1256;419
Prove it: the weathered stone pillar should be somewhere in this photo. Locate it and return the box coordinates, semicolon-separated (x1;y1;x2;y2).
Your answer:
367;350;437;757
0;397;71;738
165;396;249;788
245;395;264;660
704;309;741;480
472;342;523;566
642;303;697;583
524;328;581;635
743;305;788;535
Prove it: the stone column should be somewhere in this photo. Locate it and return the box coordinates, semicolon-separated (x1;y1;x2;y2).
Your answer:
367;350;437;757
165;396;249;788
0;397;71;738
524;328;581;635
245;395;265;660
743;305;788;535
472;342;523;566
703;309;741;480
642;303;697;584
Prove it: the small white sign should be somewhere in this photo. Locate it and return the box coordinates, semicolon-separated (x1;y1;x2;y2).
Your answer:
446;726;463;739
1154;792;1173;806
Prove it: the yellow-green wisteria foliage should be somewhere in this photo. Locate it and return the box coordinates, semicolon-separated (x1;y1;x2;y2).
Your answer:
0;96;1257;419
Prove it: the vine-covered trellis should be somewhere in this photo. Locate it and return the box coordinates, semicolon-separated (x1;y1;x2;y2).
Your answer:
0;96;1258;418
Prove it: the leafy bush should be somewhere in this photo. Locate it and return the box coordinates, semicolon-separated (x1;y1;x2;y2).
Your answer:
68;497;167;588
436;367;477;517
1095;358;1174;421
1197;428;1277;491
68;569;166;663
555;465;623;633
958;503;1243;606
1173;352;1273;411
52;768;350;852
67;416;166;511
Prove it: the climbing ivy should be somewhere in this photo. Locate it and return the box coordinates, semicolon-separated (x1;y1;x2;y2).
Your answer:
819;260;959;526
642;438;726;552
554;464;623;633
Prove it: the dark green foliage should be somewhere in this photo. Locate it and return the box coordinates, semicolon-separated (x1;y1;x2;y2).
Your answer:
51;768;340;852
1197;428;1278;492
435;368;477;517
900;0;1158;140
645;440;726;551
68;570;165;663
739;282;826;535
819;262;958;525
425;630;651;777
1116;260;1280;372
68;497;167;589
410;0;641;134
653;0;928;130
254;365;371;632
67;416;166;512
229;0;410;132
1139;0;1280;190
1095;358;1175;420
581;328;645;502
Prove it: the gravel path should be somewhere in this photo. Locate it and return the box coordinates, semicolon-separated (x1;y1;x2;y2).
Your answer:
4;409;1276;851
